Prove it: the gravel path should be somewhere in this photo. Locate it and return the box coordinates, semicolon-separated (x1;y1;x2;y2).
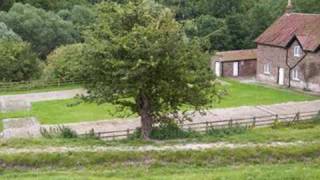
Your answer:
0;141;316;154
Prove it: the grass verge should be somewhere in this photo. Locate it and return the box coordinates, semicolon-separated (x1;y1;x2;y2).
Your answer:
1;142;320;169
2;163;320;180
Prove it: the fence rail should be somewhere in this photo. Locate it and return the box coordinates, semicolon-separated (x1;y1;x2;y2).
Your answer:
81;110;320;140
0;79;83;92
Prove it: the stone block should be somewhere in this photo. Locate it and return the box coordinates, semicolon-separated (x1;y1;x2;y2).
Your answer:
0;99;31;113
1;117;41;139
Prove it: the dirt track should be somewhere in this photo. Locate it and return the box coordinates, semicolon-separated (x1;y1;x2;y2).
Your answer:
0;141;316;154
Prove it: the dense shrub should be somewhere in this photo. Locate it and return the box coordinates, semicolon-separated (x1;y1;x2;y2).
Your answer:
0;40;41;82
130;121;250;140
40;126;78;139
150;121;197;140
43;44;84;81
130;121;197;140
207;124;248;137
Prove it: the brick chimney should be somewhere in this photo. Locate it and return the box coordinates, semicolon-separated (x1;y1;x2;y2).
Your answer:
285;0;293;14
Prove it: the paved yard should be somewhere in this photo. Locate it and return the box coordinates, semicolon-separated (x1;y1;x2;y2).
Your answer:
44;100;320;135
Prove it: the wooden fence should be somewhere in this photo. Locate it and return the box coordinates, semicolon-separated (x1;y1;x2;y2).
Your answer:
82;110;320;140
0;79;83;92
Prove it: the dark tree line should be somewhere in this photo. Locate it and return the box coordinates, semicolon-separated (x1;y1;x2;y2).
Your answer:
157;0;320;51
0;0;320;82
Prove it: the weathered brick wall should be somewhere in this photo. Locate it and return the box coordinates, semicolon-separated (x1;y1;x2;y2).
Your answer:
215;60;257;77
239;60;256;77
257;44;286;84
298;51;320;91
257;41;320;92
222;62;234;77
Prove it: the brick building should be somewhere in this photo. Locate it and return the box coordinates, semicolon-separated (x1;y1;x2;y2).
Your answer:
212;49;257;78
255;3;320;92
212;0;320;92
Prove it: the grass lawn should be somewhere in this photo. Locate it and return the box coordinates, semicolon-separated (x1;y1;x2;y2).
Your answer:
0;80;317;129
3;163;320;180
216;79;317;108
0;99;133;126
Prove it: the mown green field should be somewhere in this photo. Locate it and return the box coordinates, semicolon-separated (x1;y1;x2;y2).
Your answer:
3;163;320;180
216;80;317;108
0;99;133;126
0;80;317;128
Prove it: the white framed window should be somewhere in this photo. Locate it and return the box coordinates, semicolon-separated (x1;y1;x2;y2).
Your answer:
263;64;271;75
294;46;302;57
292;69;300;81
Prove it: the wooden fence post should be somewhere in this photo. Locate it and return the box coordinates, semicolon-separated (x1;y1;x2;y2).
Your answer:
297;112;300;121
229;119;233;128
252;116;256;128
206;121;209;133
127;129;130;138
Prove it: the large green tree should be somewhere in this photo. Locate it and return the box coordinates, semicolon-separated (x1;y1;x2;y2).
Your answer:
44;43;84;81
82;0;217;139
0;40;40;82
0;22;21;41
0;3;79;59
0;0;91;11
57;5;96;33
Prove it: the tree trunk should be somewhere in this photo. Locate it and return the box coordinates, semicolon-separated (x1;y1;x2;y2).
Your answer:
137;92;153;140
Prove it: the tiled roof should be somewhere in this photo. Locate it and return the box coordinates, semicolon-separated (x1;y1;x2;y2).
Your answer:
255;13;320;52
213;49;257;62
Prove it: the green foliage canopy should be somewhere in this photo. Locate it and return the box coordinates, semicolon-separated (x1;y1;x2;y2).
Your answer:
0;40;41;82
0;0;91;11
82;0;217;139
44;44;84;81
0;22;21;41
57;5;96;33
0;3;79;59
